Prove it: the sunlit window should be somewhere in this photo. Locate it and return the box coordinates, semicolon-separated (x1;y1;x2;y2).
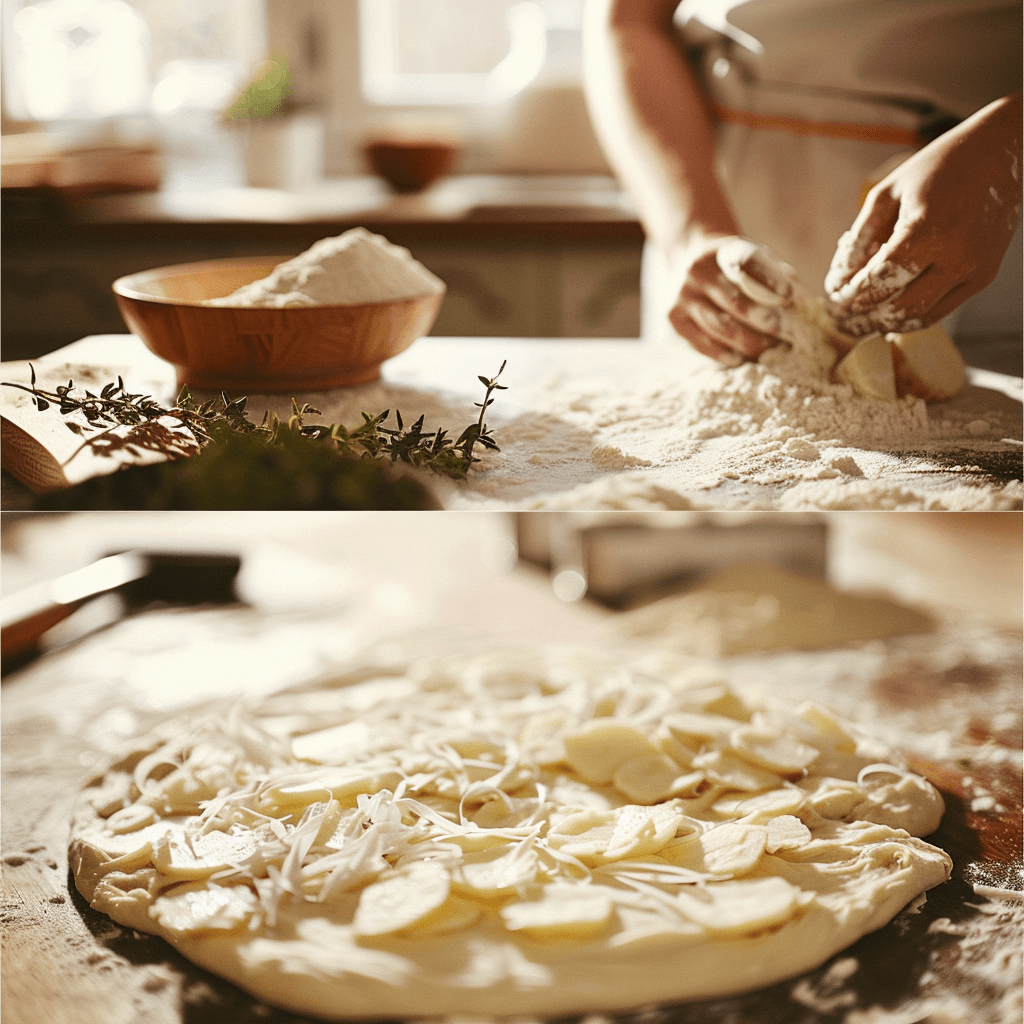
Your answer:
6;0;149;119
3;0;264;122
358;0;584;106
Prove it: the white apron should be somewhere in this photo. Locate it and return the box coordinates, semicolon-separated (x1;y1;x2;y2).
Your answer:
642;0;1022;342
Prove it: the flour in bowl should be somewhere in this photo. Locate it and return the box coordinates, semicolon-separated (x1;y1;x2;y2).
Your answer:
207;228;445;307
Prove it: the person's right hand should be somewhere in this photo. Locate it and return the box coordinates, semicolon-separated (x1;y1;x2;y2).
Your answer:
823;93;1023;337
665;235;804;365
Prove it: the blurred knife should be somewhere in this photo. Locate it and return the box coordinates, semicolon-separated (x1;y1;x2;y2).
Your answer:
1;551;242;668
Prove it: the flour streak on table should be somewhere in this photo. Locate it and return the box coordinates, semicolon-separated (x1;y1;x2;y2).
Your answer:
2;335;1021;511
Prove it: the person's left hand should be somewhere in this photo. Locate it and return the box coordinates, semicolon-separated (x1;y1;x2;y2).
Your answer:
825;93;1022;337
665;235;804;364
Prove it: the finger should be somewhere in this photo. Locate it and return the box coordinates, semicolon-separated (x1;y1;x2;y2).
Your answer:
683;295;777;360
826;237;928;319
832;262;942;335
667;311;745;366
716;238;799;306
908;279;977;328
833;267;976;336
888;278;978;334
701;278;794;346
688;251;794;336
866;261;969;331
824;187;901;300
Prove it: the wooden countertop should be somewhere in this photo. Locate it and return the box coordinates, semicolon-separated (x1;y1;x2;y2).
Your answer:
1;511;1021;1024
1;336;1021;512
1;174;646;246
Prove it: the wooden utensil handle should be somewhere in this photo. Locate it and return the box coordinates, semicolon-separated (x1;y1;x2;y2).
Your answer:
1;589;83;661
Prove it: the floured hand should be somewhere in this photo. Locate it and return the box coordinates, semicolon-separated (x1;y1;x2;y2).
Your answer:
825;92;1023;337
666;235;805;365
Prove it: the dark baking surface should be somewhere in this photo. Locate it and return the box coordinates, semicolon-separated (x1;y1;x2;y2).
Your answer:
2;512;1021;1024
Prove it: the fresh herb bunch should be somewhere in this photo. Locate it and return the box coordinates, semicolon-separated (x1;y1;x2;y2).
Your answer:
35;421;440;510
3;362;507;510
3;361;507;481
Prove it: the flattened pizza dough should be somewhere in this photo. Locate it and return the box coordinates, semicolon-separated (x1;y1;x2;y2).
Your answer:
70;649;951;1019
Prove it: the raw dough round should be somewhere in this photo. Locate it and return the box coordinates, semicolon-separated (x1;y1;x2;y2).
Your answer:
70;648;951;1019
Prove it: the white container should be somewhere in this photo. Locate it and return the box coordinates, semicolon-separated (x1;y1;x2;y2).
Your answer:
242;110;324;190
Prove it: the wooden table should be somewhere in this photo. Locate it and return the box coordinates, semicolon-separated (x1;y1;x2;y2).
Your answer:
2;511;1021;1024
2;335;1022;512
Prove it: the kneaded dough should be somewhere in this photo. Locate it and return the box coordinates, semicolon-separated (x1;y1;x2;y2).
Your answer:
70;648;951;1020
623;563;935;658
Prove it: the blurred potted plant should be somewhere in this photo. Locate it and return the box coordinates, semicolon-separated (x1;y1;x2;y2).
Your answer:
223;56;324;189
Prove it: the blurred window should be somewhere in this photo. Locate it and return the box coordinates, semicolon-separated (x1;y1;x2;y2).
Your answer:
2;0;264;121
358;0;584;106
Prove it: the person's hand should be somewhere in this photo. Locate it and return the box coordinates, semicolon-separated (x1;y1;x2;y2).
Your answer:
825;93;1022;337
666;235;803;365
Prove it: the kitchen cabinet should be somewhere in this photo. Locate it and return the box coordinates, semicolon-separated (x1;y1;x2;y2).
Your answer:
1;174;644;360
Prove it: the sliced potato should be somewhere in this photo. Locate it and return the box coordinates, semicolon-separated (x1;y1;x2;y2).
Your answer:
797;703;858;754
730;726;819;776
499;883;614;939
152;827;261;881
765;814;812;853
547;804;680;865
151;881;258;936
663;712;740;744
613;753;687;805
660;822;767;877
563;720;657;784
713;787;806;822
353;861;451;937
263;765;403;809
105;803;159;835
833;334;897;401
403;893;481;936
889;325;967;402
675;876;803;935
452;843;540;898
693;750;782;792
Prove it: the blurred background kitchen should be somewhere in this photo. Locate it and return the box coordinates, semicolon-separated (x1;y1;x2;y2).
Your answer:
2;0;1020;372
1;0;645;361
2;511;1021;673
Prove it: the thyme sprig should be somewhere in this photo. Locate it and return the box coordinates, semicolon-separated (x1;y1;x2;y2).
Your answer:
4;363;194;434
2;361;507;481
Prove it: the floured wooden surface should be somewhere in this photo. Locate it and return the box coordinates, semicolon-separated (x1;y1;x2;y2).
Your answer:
1;336;1020;510
2;513;1020;1024
0;356;194;493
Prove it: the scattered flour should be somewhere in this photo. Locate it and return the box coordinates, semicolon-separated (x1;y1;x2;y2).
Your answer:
676;342;929;447
206;228;445;307
216;337;1021;511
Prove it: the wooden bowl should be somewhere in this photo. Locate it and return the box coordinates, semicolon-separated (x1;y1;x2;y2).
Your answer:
112;257;444;392
363;140;459;192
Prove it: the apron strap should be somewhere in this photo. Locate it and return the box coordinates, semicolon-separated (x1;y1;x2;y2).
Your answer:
711;103;922;147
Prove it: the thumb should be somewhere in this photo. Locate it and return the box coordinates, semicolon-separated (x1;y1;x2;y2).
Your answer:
716;238;800;306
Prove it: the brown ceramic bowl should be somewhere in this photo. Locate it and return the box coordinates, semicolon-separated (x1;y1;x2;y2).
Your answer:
363;140;459;192
112;257;444;392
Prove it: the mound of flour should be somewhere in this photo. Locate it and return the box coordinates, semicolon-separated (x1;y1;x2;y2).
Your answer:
207;228;445;307
677;342;930;446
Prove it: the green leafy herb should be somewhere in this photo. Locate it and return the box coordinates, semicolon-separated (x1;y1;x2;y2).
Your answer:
3;361;507;481
223;57;294;121
33;421;441;511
